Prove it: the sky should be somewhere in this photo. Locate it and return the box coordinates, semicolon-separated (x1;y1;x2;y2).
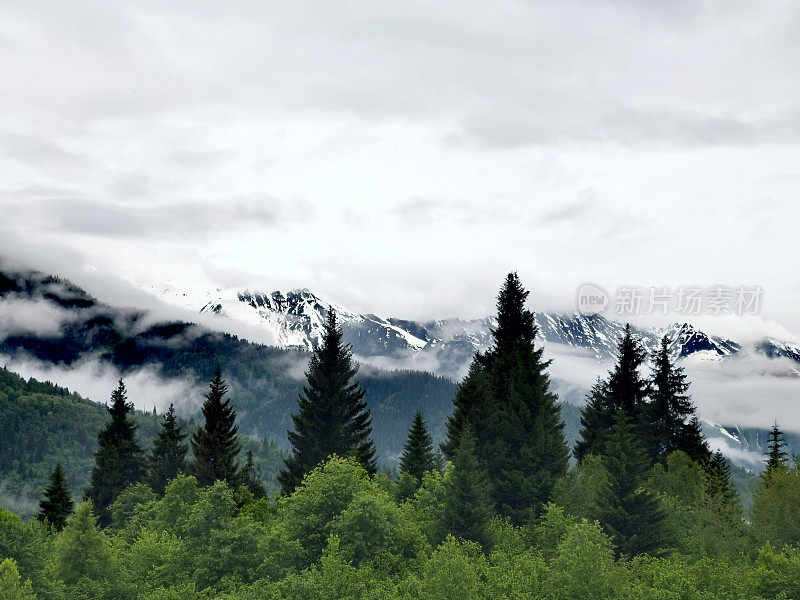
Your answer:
1;0;800;337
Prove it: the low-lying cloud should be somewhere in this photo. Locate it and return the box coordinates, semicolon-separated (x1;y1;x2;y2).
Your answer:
1;354;205;417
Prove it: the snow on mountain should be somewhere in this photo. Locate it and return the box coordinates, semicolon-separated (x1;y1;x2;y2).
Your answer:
146;283;800;381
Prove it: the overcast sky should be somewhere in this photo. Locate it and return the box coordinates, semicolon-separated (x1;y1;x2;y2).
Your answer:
1;0;799;335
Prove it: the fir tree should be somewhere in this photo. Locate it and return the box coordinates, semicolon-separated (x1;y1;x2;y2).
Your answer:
38;463;73;531
86;380;146;526
399;411;436;487
190;369;241;487
279;311;377;494
597;413;670;557
239;450;266;499
764;423;789;477
705;450;738;505
647;335;710;463
575;325;649;462
147;404;188;495
443;426;495;549
443;273;569;524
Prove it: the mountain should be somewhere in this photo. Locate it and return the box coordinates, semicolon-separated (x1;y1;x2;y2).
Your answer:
0;263;460;467
149;283;795;379
3;263;797;474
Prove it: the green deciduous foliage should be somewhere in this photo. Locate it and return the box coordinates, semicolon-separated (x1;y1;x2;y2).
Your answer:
86;379;147;526
53;501;112;585
148;404;188;496
0;558;36;600
280;312;377;495
750;457;800;548
37;463;73;531
190;369;241;487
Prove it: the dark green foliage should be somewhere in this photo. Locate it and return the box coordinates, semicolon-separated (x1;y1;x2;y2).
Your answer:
190;369;241;487
597;413;670;557
280;311;377;494
399;411;435;487
148;403;188;495
764;423;789;477
575;324;649;462
443;427;495;549
86;380;146;526
38;463;74;530
646;335;710;463
705;451;738;505
443;273;569;524
240;450;266;499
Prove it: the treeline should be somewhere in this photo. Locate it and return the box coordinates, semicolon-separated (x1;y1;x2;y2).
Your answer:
2;274;800;599
0;367;285;517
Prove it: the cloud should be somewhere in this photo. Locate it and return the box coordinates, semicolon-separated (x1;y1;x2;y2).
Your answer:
1;353;204;416
0;297;75;339
1;196;309;240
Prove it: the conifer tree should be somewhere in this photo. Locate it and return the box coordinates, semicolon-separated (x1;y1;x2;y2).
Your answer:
86;380;146;526
443;273;569;524
38;463;73;531
279;311;377;494
575;325;649;462
190;369;241;487
764;423;789;477
443;426;495;549
399;411;436;487
647;335;710;463
239;450;266;499
705;450;738;505
597;413;670;557
147;404;188;495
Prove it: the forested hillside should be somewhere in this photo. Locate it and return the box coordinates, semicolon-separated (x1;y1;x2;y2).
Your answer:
0;367;284;516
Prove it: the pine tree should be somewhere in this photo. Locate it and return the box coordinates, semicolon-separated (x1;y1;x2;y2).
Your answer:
279;311;377;494
443;273;569;524
86;380;146;526
239;450;266;499
647;335;710;463
597;413;670;557
764;423;789;477
38;463;74;531
575;325;649;462
399;411;436;487
147;404;188;495
443;426;495;549
705;450;738;505
190;369;241;487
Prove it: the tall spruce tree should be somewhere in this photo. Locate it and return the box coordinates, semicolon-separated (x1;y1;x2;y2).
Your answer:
705;450;738;506
190;369;241;487
399;411;436;486
575;324;649;462
647;335;710;463
764;423;789;477
38;463;74;531
148;404;188;495
443;425;495;549
239;450;267;499
597;413;670;557
279;311;377;494
443;273;569;524
86;380;146;526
